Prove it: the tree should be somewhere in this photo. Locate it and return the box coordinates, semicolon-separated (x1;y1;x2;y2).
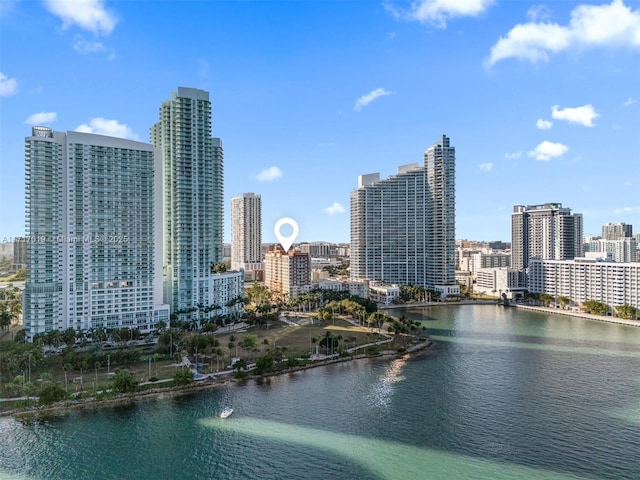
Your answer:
211;262;227;274
38;382;68;405
558;296;571;310
254;354;274;375
112;370;138;393
241;335;258;357
615;304;637;319
0;310;11;332
14;328;26;343
582;300;609;316
173;368;194;386
62;328;76;347
538;293;553;307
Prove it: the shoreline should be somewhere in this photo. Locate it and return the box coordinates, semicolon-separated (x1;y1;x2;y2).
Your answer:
2;339;433;420
510;303;640;328
383;299;640;328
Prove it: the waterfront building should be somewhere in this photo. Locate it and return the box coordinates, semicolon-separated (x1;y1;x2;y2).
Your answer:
302;278;369;299
151;87;243;322
369;282;401;305
528;255;640;311
474;268;523;298
350;135;458;296
602;222;632;240
231;193;263;274
511;203;583;271
264;247;311;299
23;127;169;341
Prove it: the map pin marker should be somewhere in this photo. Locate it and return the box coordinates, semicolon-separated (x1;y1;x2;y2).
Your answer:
274;217;299;252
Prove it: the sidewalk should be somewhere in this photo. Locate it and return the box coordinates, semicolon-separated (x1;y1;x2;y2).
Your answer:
513;304;640;328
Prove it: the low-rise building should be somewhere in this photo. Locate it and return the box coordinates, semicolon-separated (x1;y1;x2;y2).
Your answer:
527;254;640;310
369;282;400;305
474;268;523;298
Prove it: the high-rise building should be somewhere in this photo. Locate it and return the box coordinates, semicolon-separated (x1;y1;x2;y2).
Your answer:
231;193;263;273
602;222;633;240
350;135;458;296
151;87;243;322
511;203;583;271
23;127;169;341
12;237;26;271
264;247;311;299
424;135;457;291
587;238;638;263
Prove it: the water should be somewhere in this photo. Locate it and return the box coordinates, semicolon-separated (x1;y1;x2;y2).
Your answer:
1;305;639;480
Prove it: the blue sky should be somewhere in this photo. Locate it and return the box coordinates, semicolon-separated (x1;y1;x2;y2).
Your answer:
1;0;639;244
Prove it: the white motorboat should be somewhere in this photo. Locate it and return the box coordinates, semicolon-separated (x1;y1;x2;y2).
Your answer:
220;407;233;419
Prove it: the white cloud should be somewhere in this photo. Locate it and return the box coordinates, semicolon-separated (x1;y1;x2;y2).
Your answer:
527;5;552;22
25;112;58;125
551;104;599;127
323;202;346;215
624;97;637;106
504;151;522;159
73;37;107;54
479;162;493;171
0;72;17;96
528;140;569;161
624;181;632;186
254;166;283;182
44;0;118;35
536;118;553;129
614;206;640;213
387;0;495;28
75;117;138;140
488;0;640;66
354;88;393;111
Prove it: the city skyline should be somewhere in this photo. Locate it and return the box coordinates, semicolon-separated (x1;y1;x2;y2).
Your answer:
1;1;639;243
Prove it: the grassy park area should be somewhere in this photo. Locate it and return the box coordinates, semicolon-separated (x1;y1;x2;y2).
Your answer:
0;314;425;413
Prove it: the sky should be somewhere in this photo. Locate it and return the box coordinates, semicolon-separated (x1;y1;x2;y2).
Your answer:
1;0;639;245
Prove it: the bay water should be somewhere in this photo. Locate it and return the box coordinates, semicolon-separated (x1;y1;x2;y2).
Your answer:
1;305;639;479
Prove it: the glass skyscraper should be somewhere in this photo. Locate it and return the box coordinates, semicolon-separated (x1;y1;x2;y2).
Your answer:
350;135;458;296
152;87;243;323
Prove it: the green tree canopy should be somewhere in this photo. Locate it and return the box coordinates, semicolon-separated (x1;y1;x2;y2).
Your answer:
112;370;138;393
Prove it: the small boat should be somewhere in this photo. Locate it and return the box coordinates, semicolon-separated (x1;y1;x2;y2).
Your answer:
220;407;233;419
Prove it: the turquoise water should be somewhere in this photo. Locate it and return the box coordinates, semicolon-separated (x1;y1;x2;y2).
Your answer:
1;305;639;479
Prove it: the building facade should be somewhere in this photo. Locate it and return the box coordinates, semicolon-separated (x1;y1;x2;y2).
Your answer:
350;135;458;296
264;247;311;299
602;222;632;240
151;87;243;322
587;238;638;263
231;193;263;273
528;255;640;311
23;127;169;341
511;203;583;271
12;237;26;271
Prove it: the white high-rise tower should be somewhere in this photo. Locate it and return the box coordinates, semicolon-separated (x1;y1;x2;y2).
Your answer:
23;127;169;341
350;135;458;296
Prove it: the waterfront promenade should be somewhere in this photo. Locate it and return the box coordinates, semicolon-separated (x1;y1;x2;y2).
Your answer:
512;304;640;328
381;299;640;328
